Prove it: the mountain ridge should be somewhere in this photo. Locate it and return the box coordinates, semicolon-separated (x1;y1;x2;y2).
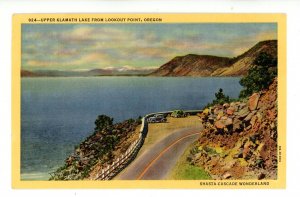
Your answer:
150;40;277;77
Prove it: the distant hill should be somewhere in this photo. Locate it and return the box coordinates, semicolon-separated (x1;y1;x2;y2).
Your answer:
150;40;277;77
21;70;45;77
21;67;156;77
21;70;83;77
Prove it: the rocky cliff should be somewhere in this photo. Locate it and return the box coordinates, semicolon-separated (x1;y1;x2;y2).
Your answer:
191;78;278;180
150;40;277;77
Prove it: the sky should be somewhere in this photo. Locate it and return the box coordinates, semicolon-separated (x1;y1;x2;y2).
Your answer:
21;23;277;71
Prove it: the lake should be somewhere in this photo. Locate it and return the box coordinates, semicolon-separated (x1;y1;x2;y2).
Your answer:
21;77;242;180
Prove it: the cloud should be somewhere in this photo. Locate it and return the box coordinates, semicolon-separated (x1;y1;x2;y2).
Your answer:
53;48;80;57
25;60;52;67
71;52;111;66
22;23;277;70
59;26;136;44
253;31;277;42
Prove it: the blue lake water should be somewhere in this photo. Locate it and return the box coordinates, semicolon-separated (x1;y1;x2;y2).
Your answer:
21;77;242;180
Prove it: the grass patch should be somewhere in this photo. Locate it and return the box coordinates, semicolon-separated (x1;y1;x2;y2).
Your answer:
167;142;211;180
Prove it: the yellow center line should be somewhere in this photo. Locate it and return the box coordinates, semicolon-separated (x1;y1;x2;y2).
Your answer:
137;131;200;180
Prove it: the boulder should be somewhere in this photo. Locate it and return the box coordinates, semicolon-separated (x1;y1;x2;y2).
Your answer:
237;107;250;119
244;112;254;122
223;172;232;179
223;103;230;108
217;111;224;120
213;108;220;115
239;103;246;109
256;112;263;123
233;118;243;132
250;115;258;126
224;118;233;126
220;116;228;120
223;160;237;170
248;93;260;111
226;107;235;115
215;120;225;129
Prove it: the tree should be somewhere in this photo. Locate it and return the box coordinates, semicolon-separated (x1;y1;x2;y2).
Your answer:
213;88;230;105
239;52;277;98
204;88;230;109
94;115;113;132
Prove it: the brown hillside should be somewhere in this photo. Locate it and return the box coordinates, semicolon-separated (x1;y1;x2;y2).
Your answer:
150;40;277;77
150;54;232;77
212;40;277;76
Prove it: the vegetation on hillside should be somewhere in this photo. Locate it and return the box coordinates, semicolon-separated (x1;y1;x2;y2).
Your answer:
204;88;232;109
239;52;277;98
203;51;277;110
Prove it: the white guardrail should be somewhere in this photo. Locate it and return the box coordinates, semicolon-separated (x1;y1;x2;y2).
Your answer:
96;109;202;180
96;117;146;180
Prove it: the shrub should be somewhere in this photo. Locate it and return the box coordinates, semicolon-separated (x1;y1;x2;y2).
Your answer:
204;88;231;109
94;115;114;132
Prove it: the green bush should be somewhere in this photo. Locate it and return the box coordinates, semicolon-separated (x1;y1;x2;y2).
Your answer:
94;115;114;132
239;52;277;98
204;88;231;109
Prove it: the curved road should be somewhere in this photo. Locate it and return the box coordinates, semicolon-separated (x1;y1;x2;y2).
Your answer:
115;126;202;180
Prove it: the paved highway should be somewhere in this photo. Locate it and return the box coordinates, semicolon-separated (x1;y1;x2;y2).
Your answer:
115;126;202;180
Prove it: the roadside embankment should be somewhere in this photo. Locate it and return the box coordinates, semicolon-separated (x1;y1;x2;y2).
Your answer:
188;78;278;180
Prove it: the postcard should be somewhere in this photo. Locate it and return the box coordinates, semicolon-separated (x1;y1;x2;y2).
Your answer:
12;13;286;189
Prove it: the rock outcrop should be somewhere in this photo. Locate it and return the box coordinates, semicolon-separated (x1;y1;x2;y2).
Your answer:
150;40;277;77
192;78;278;180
